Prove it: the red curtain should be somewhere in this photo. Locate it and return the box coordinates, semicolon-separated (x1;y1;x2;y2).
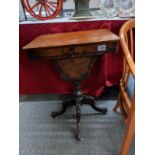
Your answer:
19;20;126;97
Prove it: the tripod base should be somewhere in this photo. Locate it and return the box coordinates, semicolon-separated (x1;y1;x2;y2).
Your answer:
51;95;107;140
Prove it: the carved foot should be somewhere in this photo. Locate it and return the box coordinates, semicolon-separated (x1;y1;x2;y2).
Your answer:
90;103;107;114
82;96;107;114
51;100;75;118
51;111;65;118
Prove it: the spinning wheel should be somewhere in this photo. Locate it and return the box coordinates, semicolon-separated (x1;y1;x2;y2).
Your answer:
21;0;63;20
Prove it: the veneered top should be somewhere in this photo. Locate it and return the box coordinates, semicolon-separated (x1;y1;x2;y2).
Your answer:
23;29;119;50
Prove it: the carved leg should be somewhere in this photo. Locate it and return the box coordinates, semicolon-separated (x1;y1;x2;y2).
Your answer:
82;96;107;114
51;100;75;118
75;98;82;141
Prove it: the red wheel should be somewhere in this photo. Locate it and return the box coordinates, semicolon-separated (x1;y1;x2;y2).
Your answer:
21;0;63;20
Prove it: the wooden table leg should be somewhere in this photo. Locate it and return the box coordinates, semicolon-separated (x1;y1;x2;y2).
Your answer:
51;99;75;118
82;96;107;114
75;98;82;141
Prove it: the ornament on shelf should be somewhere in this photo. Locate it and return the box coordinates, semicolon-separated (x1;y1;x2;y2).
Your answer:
21;0;63;20
73;0;92;17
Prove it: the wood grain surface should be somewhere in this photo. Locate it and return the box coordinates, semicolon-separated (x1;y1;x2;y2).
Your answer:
23;29;120;50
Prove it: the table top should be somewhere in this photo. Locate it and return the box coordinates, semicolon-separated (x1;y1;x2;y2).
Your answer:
23;29;119;50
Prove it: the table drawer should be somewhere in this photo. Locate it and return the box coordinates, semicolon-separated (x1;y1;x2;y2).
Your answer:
27;42;118;59
62;45;97;56
27;48;62;59
62;42;118;56
97;42;118;53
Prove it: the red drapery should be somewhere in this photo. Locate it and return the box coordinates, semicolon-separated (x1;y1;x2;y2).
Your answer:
19;20;126;97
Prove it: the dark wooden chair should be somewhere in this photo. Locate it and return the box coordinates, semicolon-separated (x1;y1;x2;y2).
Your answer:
113;19;135;155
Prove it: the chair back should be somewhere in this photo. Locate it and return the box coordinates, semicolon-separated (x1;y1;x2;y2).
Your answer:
113;19;135;155
119;19;135;123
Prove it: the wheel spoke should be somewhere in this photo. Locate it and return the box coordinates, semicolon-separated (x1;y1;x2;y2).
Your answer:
44;3;52;16
39;4;43;16
46;3;55;12
43;4;48;17
46;1;57;9
46;0;58;4
31;1;41;10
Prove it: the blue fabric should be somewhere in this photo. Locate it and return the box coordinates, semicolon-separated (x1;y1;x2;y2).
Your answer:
126;74;135;99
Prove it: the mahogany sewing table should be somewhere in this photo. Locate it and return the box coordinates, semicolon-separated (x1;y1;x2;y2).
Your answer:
23;29;119;140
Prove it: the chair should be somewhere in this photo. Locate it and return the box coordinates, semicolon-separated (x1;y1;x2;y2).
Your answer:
113;19;135;155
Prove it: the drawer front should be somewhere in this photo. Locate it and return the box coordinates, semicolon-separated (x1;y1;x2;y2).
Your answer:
28;48;62;59
27;42;118;59
62;45;97;56
97;42;118;53
62;42;118;56
106;42;118;51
